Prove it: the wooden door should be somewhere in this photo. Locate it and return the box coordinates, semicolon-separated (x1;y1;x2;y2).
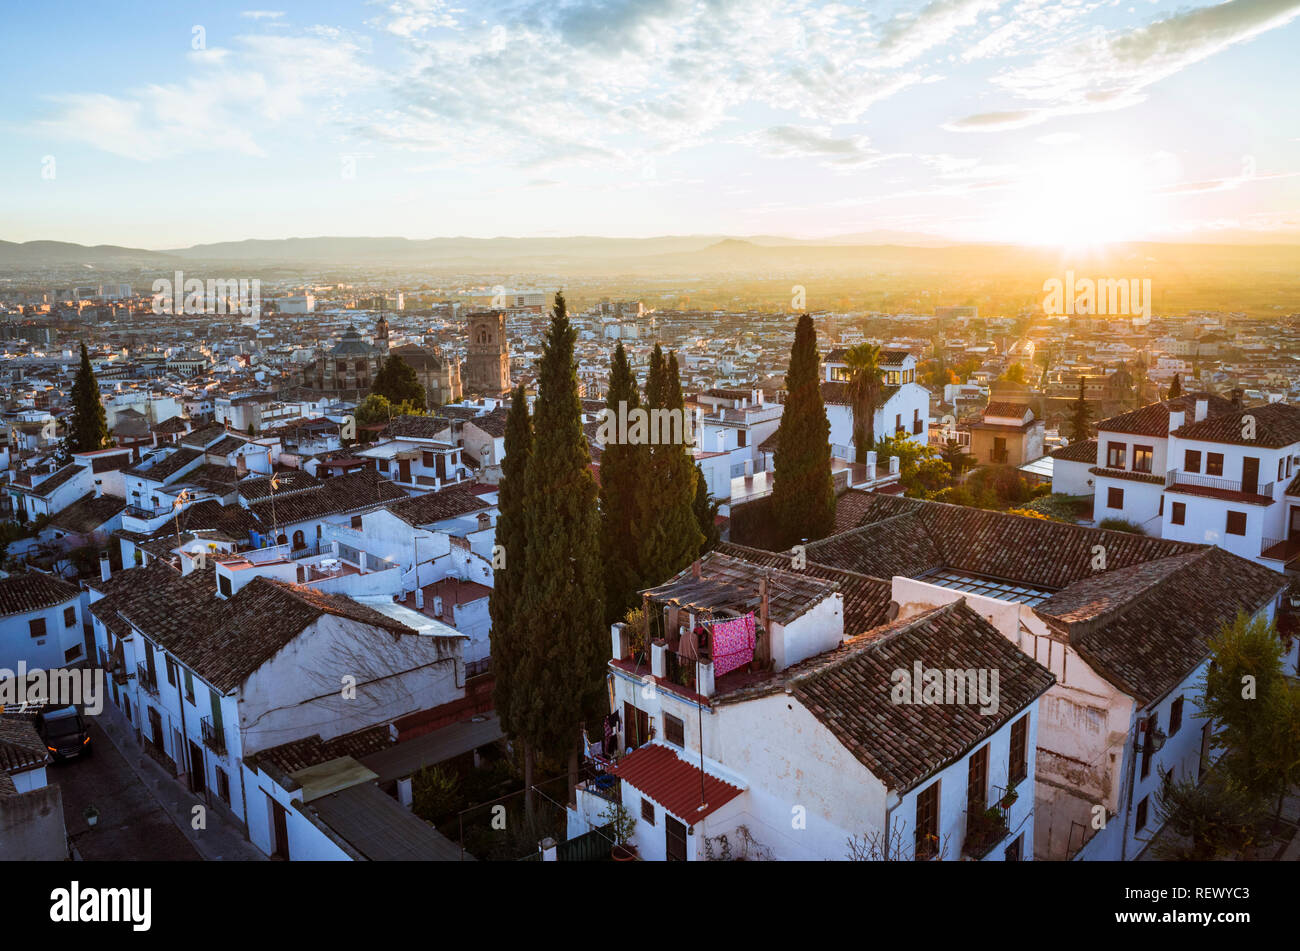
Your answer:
188;740;205;795
271;799;290;859
1242;457;1259;495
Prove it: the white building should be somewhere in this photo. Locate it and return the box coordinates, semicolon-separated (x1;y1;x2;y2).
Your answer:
0;572;86;670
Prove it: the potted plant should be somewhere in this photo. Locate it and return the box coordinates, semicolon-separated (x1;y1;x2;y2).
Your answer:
83;805;100;828
600;801;638;861
999;787;1019;809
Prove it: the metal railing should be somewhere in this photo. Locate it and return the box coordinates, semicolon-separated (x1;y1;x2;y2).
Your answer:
1166;469;1274;497
137;663;159;697
200;716;226;755
289;541;327;560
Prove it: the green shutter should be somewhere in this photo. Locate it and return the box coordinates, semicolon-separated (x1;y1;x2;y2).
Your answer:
183;669;194;700
209;689;223;734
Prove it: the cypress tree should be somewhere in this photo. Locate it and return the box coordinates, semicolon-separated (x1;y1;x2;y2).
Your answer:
516;293;606;805
771;314;835;549
599;343;648;625
489;383;532;786
372;354;426;409
68;342;109;454
692;463;721;553
637;348;703;585
1068;376;1092;443
1167;373;1182;400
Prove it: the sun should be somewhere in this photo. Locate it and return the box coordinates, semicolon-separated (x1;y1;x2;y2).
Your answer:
989;152;1159;249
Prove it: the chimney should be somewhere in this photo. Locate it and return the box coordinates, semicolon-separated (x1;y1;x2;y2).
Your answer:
1194;398;1208;422
692;558;702;579
476;512;491;532
433;595;444;618
99;553;111;583
415;587;424;610
743;459;753;478
1231;388;1243;410
889;456;900;475
867;449;877;482
1168;410;1185;433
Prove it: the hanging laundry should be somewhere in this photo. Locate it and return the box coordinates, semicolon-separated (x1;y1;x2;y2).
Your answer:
712;613;756;677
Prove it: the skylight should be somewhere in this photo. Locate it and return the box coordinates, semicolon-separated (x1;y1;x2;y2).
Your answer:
921;569;1054;607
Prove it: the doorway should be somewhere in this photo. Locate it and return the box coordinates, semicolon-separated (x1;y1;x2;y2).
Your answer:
270;798;290;859
188;741;205;796
1242;457;1259;495
665;815;688;861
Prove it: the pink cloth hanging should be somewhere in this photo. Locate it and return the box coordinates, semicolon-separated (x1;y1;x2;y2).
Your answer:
711;614;756;677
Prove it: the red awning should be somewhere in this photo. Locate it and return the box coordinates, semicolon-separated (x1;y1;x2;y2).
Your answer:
612;743;743;822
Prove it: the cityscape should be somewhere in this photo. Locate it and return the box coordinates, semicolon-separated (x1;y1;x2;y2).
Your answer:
2;0;1299;931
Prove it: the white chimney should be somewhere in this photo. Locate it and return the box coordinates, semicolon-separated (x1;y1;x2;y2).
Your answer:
867;450;878;482
1194;399;1208;422
415;588;424;610
744;459;753;478
433;595;444;618
1168;410;1185;433
889;455;901;475
99;554;111;583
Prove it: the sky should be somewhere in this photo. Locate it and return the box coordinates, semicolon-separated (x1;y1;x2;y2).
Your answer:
2;0;1299;248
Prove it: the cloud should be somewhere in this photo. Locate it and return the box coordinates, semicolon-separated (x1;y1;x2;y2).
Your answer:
241;10;285;19
949;0;1300;130
739;125;891;168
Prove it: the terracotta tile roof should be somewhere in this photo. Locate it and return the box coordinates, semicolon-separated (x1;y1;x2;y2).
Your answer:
1096;392;1234;437
0;718;49;774
237;470;323;502
1050;439;1097;463
1089;466;1165;485
792;601;1055;793
90;452;133;473
247;469;406;525
824;492;1199;590
25;464;86;498
246;724;395;778
464;408;508;438
612;743;743;821
123;446;203;481
1173;401;1300;449
179;463;241;495
820;381;901;407
386;485;490;526
714;542;893;635
181;423;229;448
1287;472;1300;497
0;572;80;617
382;415;451;440
807;511;945;578
1042;548;1285;704
204;435;248;457
983;402;1031;419
641;551;837;626
49;493;125;534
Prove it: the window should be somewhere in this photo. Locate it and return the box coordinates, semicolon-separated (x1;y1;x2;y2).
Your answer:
967;745;988;813
184;669;195;704
64;645;82;663
216;767;230;805
1135;795;1149;832
351;515;363;529
165;657;177;686
218;574;232;597
63;605;77;627
915;782;940;860
737;429;747;448
1133;445;1154;474
1184;449;1201;473
664;713;685;748
1169;696;1184;736
1171;501;1186;525
1004;834;1023;862
1107;487;1124;510
1226;511;1247;536
887;370;900;385
29;618;46;639
1206;452;1224;477
1107;441;1127;468
641;797;655;825
1009;715;1028;785
1280;459;1286;481
422;451;434;467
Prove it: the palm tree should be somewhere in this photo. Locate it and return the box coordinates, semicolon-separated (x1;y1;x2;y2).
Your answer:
941;438;975;483
844;343;885;464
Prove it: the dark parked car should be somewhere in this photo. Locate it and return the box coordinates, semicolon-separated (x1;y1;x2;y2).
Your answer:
36;705;91;761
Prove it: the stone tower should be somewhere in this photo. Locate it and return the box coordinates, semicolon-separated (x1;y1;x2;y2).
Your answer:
465;311;510;395
375;313;390;351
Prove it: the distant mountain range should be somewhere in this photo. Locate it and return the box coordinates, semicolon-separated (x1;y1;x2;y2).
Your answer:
1;234;1297;275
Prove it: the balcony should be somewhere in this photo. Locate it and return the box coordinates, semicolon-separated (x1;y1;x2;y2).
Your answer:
126;502;172;518
1165;469;1274;500
137;663;159;697
962;802;1011;860
289;541;327;560
200;716;226;755
1261;537;1300;566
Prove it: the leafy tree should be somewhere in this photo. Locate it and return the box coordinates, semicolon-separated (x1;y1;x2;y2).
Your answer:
1167;373;1183;399
516;292;606;806
67;342;109;454
844;343;885;463
1202;610;1300;818
998;363;1027;384
353;393;423;443
872;433;951;497
489;383;535;816
371;354;426;409
1068;376;1091;443
692;463;721;553
771;314;835;549
636;347;702;585
1152;776;1265;860
599;343;648;625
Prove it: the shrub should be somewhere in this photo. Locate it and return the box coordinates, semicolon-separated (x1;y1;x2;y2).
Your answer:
1097;517;1146;535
